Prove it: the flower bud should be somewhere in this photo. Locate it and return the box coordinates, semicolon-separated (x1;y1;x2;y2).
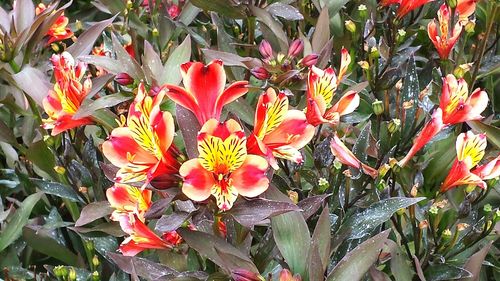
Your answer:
358;60;369;70
92;255;100;268
75;20;83;31
378;164;390;178
0;36;14;62
287;190;299;204
369;47;379;59
152;28;159;37
387;119;401;134
494;210;500;222
376;179;387;191
453;63;472;78
259;40;273;59
231;269;264;281
442;229;452;241
465;20;475;34
318;177;329;191
279;269;301;281
53;266;68;278
396;29;406;44
345;20;356;34
115;73;134;86
483;203;492;213
372;100;384;115
54;166;66;175
456;223;469;232
92;271;100;281
358;5;368;19
68;268;77;281
396;208;406;216
288;39;304;58
298;53;319;67
446;0;457;9
251;67;270;80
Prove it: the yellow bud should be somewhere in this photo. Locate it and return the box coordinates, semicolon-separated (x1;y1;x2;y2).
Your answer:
358;60;369;70
54;166;66;175
287;190;299;204
345;20;356;33
68;268;77;281
387;119;401;134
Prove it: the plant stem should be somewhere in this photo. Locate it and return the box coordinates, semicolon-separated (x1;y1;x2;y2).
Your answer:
471;3;498;88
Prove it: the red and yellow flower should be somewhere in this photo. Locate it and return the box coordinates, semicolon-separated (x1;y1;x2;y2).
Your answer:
42;52;93;135
428;4;462;60
180;119;269;211
164;60;248;125
106;183;152;221
456;0;477;21
440;131;487;193
247;88;315;169
330;133;378;178
472;156;500;181
439;74;488;125
36;3;73;45
102;83;180;186
380;0;434;19
306;48;360;126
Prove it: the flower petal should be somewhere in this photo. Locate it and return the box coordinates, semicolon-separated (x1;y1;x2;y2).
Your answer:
230;155;269;198
179;159;214;202
215;80;249;117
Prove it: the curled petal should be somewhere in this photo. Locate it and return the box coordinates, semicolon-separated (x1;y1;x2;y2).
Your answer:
179;159;214;202
106;183;152;219
215;81;249;118
455;131;486;168
472;156;500;180
330;133;361;169
230;155;269;198
440;160;486;193
329;91;360;117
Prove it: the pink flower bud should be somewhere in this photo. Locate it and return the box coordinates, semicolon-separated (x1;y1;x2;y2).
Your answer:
115;73;134;85
231;269;263;281
167;4;180;19
299;54;319;67
251;67;270;80
288;39;304;57
259;40;273;59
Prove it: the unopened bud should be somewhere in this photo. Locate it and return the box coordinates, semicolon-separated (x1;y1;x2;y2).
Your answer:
92;255;100;268
251;67;270;80
442;229;452;240
51;43;60;52
410;185;418;197
54;166;66;174
318;177;329;191
68;267;77;281
358;5;368;19
231;269;265;281
465;21;475;34
419;220;429;229
75;20;83;31
115;73;134;85
483;204;492;213
84;240;94;252
288;39;304;57
376;179;387;191
378;164;390;178
453;63;473;78
369;47;379;59
287;190;299;204
298;53;319;67
396;208;406;216
395;80;403;91
345;20;356;34
358;60;369;70
92;271;100;281
259;40;273;59
152;28;159;37
54;266;68;278
372;100;384;115
494;210;500;222
387;119;401;134
457;223;469;232
396;29;406;44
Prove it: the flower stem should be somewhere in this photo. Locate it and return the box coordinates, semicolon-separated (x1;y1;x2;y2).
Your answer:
471;3;498;87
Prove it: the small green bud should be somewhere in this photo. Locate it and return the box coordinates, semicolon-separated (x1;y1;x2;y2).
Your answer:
494;210;500;222
429;206;439;215
333;159;342;170
68;267;77;281
369;47;380;59
345;20;356;34
92;255;100;268
276;53;286;64
84;240;94;252
376;179;386;191
442;229;452;240
447;0;457;9
53;266;68;278
465;21;475;34
396;208;406;216
372;100;384;116
387;119;401;134
152;28;159;37
396;29;406;44
54;166;66;175
378;164;390;178
92;271;100;281
483;204;492;213
358;5;368;19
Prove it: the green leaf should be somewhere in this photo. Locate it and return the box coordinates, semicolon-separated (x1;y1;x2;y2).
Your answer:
0;192;42;252
111;33;145;80
160;35;192;85
0;119;16;145
400;56;419;140
309;205;331;273
424;264;472;281
67;15;117;58
268;185;310;279
326;230;391;281
31;179;84;203
341;197;424;240
190;0;245;19
73;93;133;119
22;226;79;265
25;141;57;180
386;240;414;281
466;120;500;149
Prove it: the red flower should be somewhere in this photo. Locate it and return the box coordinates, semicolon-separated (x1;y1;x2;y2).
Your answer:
180;119;269;211
42;52;92;135
330;133;378;178
456;0;477;21
440;131;487;193
380;0;434;19
36;3;73;44
306;48;359;126
247;88;315;169
428;4;463;60
118;213;173;256
164;60;249;125
472;156;500;181
439;74;488;125
279;269;302;281
102;83;180;186
106;183;152;221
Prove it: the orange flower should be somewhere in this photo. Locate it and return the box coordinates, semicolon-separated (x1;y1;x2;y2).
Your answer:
164;60;249;125
379;0;434;19
456;0;477;21
180;119;269;211
306;48;359;126
42;52;93;135
439;74;488;125
102;83;180;186
428;4;462;60
106;183;152;221
440;131;487;193
247;88;315;169
330;133;378;178
36;3;73;44
117;213;173;256
279;269;302;281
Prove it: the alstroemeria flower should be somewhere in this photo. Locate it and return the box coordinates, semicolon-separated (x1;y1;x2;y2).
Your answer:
306;49;360;126
380;0;434;19
118;214;173;256
439;74;488;124
164;60;248;125
247;88;315;169
428;4;463;60
472;156;500;181
330;133;378;178
440;131;487;193
36;3;73;45
399;75;488;166
180;119;269;211
279;269;302;281
102;83;180;186
106;183;152;221
42;52;93;135
457;0;477;21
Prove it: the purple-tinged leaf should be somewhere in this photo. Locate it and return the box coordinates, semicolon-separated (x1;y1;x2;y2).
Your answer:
460;241;493;281
369;266;391;281
312;7;329;53
100;162;119;182
11;66;51;106
73;92;133;119
75;201;113;227
143;41;163;84
68;15;117;58
144;197;174;220
267;3;303;21
227;198;300;227
316;38;333;69
297;194;331;220
108;253;186;280
88;73;114;99
13;0;35;34
70;223;125;237
0;7;11;33
202;49;249;68
310;205;331;272
160;35;191;85
175;104;201;159
111;33;144;81
155;211;190;233
23;226;79;266
250;6;288;52
386;240;414;281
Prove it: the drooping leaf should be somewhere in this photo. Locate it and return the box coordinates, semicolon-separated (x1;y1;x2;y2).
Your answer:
160;35;192;85
68;15;117;58
424;264;472;281
297;194;331;220
341;197;425;240
73;93;133;119
31;179;84;203
144;197;174;220
155;211;190;233
0;192;42;252
11;66;52;106
227;198;300;227
75;201;113;227
22;226;79;265
326;230;391;281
